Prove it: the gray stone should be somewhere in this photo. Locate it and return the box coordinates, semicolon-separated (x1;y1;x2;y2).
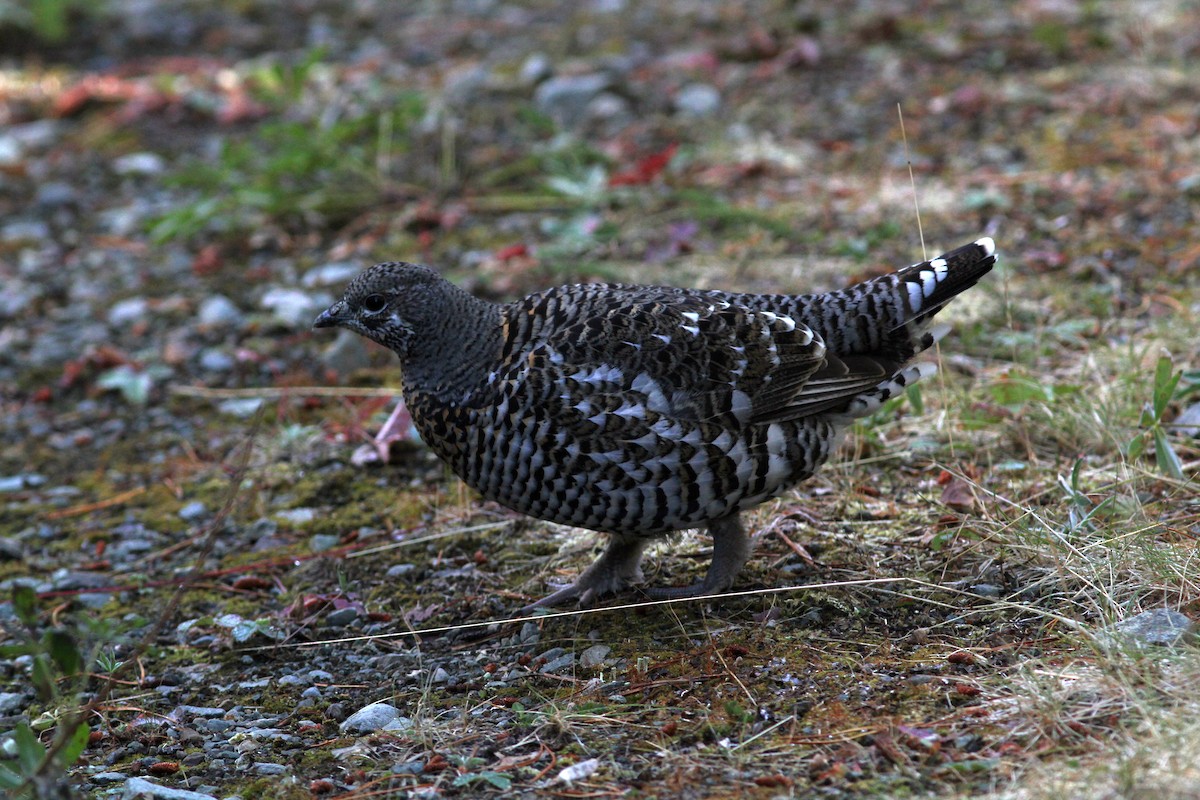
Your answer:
178;501;207;522
0;692;26;713
174;705;226;718
0;279;38;318
92;772;129;783
51;570;111;591
541;653;576;674
309;534;341;553
1115;609;1195;646
383;715;415;732
76;593;113;609
0;537;22;559
519;53;552;86
0;473;44;492
108;297;149;327
261;287;324;328
108;537;156;560
587;92;632;128
534;73;613;127
1174;402;1200;438
198;349;235;372
0;120;59;161
340;701;402;733
1;220;50;242
580;644;611;668
121;776;218;799
325;607;360;628
674;83;721;117
443;64;490;107
392;760;425;775
520;621;540;645
113;152;166;176
276;508;315;525
197;295;243;327
218;398;264;418
35;181;78;208
253;762;288;775
302;262;361;288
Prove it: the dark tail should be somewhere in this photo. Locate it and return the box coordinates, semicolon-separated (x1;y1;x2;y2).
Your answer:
796;237;996;362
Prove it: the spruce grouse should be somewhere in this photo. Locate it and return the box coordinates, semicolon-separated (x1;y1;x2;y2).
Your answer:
314;238;996;607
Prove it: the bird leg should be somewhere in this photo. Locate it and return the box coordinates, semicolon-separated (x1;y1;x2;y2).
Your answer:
647;513;751;600
524;534;648;610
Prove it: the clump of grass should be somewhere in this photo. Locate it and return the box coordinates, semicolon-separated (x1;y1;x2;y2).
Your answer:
150;103;422;243
149;49;425;244
0;0;105;44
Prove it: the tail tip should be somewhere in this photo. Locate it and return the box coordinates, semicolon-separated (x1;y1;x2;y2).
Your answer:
975;236;996;257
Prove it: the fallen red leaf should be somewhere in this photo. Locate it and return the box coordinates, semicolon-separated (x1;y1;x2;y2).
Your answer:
495;243;529;260
191;244;224;277
939;477;978;512
609;143;678;186
232;576;272;591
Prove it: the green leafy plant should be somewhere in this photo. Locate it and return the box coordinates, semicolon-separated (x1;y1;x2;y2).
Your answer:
1127;354;1185;479
0;587;92;797
247;47;331;107
0;0;104;43
1056;458;1115;536
150;95;423;243
449;756;512;790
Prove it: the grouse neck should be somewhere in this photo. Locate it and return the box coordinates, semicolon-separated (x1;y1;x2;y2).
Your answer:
400;288;503;401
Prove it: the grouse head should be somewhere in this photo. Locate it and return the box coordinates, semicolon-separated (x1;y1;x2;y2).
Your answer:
313;262;452;358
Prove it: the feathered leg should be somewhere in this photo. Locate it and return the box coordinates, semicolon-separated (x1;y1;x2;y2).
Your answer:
524;534;648;610
647;513;751;600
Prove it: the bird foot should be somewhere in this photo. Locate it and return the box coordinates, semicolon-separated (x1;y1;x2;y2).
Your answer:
644;513;752;602
522;535;647;611
644;577;731;601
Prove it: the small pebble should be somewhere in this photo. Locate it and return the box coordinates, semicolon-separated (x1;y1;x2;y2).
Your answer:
541;653;576;674
580;644;611;668
303;262;361;288
674;83;721;117
113;152;166;176
107;297;149;327
0;692;26;714
120;776;217;799
1114;609;1195;646
178;502;207;522
340;702;400;733
197;295;244;327
91;772;128;784
325;607;360;628
198;349;235;372
261;288;324;328
253;763;288;775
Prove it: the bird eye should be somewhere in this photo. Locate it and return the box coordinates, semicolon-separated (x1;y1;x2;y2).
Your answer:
362;294;387;314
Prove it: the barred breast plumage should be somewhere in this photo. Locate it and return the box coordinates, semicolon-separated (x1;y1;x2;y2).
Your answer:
314;237;997;607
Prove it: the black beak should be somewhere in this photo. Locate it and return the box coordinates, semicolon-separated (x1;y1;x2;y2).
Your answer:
313;301;347;329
